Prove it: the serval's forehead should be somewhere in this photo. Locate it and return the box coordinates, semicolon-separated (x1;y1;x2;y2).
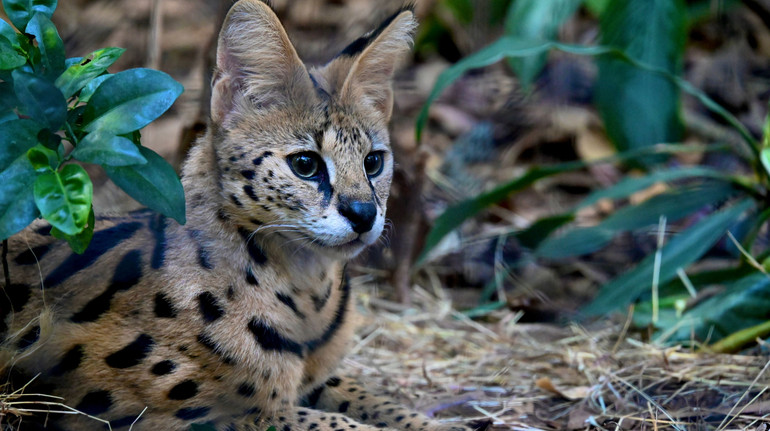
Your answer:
317;105;379;156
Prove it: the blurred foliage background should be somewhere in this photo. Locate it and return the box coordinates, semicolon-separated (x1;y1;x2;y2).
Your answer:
13;0;770;351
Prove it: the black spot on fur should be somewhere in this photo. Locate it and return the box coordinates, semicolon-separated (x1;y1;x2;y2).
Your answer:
50;344;84;376
304;275;351;354
338;401;350;413
150;214;166;269
14;244;51;265
243;185;259;202
175;406;210;421
198;291;224;322
237;382;256;398
44;222;142;288
276;292;305;319
105;334;154;368
17;325;39;350
326;377;342;387
226;285;236;300
197;333;236;364
247;318;303;357
302;385;325;408
151;360;177;375
252;151;273;166
241;170;256;180
239;228;268;265
1;284;31;315
75;390;112;415
189;230;214;270
311;283;332;312
154;292;177;318
230;194;243;207
167;380;199;400
70;250;143;323
245;267;259;285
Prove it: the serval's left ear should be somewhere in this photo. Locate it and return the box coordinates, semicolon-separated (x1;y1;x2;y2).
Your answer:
337;9;417;122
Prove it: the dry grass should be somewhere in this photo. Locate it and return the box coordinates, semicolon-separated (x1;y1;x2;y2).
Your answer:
348;271;770;430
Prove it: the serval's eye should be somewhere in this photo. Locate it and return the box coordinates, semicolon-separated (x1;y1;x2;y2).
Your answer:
364;151;384;177
288;152;321;179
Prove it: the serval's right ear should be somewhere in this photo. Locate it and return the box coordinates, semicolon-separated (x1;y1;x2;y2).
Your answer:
211;0;314;126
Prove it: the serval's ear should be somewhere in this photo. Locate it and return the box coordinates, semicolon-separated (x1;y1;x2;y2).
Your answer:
211;0;314;125
337;8;417;122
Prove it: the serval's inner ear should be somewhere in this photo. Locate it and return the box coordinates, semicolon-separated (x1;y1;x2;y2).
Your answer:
337;9;417;122
211;0;314;125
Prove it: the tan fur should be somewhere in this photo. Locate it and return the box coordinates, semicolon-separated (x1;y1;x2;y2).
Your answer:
1;1;469;430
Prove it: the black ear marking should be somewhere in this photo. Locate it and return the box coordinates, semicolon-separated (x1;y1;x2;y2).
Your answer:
337;5;415;58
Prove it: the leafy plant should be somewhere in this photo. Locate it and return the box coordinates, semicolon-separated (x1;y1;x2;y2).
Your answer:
0;0;185;253
416;0;770;346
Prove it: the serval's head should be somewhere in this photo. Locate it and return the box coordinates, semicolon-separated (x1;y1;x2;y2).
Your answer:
202;0;415;259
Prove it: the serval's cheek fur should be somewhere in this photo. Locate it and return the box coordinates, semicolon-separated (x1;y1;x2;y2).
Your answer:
0;1;470;431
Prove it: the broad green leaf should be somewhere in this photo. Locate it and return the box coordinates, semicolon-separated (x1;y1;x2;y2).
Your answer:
583;199;754;315
538;182;737;259
33;163;92;235
51;206;94;253
55;47;125;98
443;0;474;25
504;0;581;88
515;213;575;249
596;0;687;156
77;74;111;104
760;148;770;179
585;0;611;16
82;68;183;135
2;0;57;32
105;146;186;224
416;143;721;265
662;272;770;345
11;69;66;130
0;155;38;239
26;144;58;171
0;81;20;112
577;166;731;209
25;12;64;80
0;118;41;171
71;130;147;167
0;19;21;50
0;33;25;69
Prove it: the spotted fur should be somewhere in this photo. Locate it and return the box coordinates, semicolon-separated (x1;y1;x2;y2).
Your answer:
1;1;470;430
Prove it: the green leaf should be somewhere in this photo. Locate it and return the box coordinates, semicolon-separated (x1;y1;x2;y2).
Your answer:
2;0;57;32
504;0;581;88
26;144;58;171
0;118;41;171
71;130;147;167
538;182;737;259
51;206;94;253
0;18;21;50
11;69;66;130
584;0;611;16
33;163;92;235
577;166;730;209
82;68;183;135
514;213;575;249
54;47;125;98
77;74;111;104
583;199;754;315
24;12;64;80
443;0;474;25
0;33;26;69
595;0;687;156
0;151;39;239
105;146;186;224
663;272;770;345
